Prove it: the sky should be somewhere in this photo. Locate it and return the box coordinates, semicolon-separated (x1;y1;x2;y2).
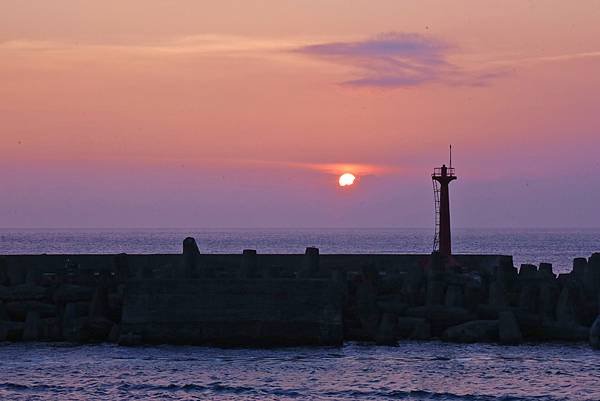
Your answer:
1;0;600;228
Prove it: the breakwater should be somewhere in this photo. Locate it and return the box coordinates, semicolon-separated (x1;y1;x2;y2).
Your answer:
1;237;599;348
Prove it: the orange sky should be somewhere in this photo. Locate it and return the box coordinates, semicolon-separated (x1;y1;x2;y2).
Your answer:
1;1;600;228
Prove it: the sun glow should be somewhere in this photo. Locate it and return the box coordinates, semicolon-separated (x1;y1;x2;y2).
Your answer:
338;173;356;187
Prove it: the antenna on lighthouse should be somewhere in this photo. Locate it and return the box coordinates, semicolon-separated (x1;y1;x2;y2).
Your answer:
449;145;452;168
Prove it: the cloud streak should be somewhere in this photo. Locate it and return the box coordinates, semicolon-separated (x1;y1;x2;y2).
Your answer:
0;35;309;57
206;158;398;176
295;32;503;88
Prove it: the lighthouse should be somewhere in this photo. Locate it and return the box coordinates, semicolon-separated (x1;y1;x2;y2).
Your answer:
432;151;457;256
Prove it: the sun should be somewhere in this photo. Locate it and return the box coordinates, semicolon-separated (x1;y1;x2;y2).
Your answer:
338;173;356;187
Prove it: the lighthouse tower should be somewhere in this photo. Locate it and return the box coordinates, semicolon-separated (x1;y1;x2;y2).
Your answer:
432;149;457;256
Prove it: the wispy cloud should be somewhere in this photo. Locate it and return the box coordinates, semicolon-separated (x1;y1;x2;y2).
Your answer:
295;32;504;88
7;33;596;88
486;51;600;67
0;35;308;57
214;159;398;176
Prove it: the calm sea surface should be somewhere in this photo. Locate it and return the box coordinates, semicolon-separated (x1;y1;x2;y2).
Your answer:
1;228;599;273
0;342;599;401
1;228;600;400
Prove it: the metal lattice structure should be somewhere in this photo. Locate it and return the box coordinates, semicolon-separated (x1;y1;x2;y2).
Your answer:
431;163;456;256
432;179;441;252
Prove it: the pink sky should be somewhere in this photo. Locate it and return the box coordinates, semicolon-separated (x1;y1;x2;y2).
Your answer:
1;1;600;228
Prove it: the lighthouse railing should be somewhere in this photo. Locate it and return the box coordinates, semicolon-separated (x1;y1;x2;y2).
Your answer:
432;167;455;178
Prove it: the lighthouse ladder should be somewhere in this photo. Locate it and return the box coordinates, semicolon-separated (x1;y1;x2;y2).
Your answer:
432;179;441;252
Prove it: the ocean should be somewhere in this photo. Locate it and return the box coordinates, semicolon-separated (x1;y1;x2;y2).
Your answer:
0;342;598;401
1;227;599;273
1;228;600;400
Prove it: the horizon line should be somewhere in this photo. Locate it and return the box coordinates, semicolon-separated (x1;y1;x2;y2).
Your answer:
1;226;600;231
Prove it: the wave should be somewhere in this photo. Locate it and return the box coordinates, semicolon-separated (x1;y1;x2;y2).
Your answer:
0;382;83;392
115;382;302;397
0;382;582;401
321;389;570;401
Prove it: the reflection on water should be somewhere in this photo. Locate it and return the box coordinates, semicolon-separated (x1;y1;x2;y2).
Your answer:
0;342;598;400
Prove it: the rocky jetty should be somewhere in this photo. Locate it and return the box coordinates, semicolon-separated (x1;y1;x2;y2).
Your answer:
344;252;600;346
0;258;120;343
0;240;599;348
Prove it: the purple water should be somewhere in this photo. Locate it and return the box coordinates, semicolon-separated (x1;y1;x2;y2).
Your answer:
0;342;598;401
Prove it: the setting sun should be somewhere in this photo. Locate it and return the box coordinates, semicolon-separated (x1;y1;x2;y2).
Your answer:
338;173;356;187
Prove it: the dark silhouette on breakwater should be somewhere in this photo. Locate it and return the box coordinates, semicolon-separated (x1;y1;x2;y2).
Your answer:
432;163;456;257
1;162;599;347
1;241;600;347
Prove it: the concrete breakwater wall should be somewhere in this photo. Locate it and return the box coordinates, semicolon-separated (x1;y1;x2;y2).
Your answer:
1;237;600;347
122;278;344;346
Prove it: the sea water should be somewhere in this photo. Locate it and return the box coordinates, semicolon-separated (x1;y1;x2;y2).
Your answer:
0;342;599;400
1;227;599;273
